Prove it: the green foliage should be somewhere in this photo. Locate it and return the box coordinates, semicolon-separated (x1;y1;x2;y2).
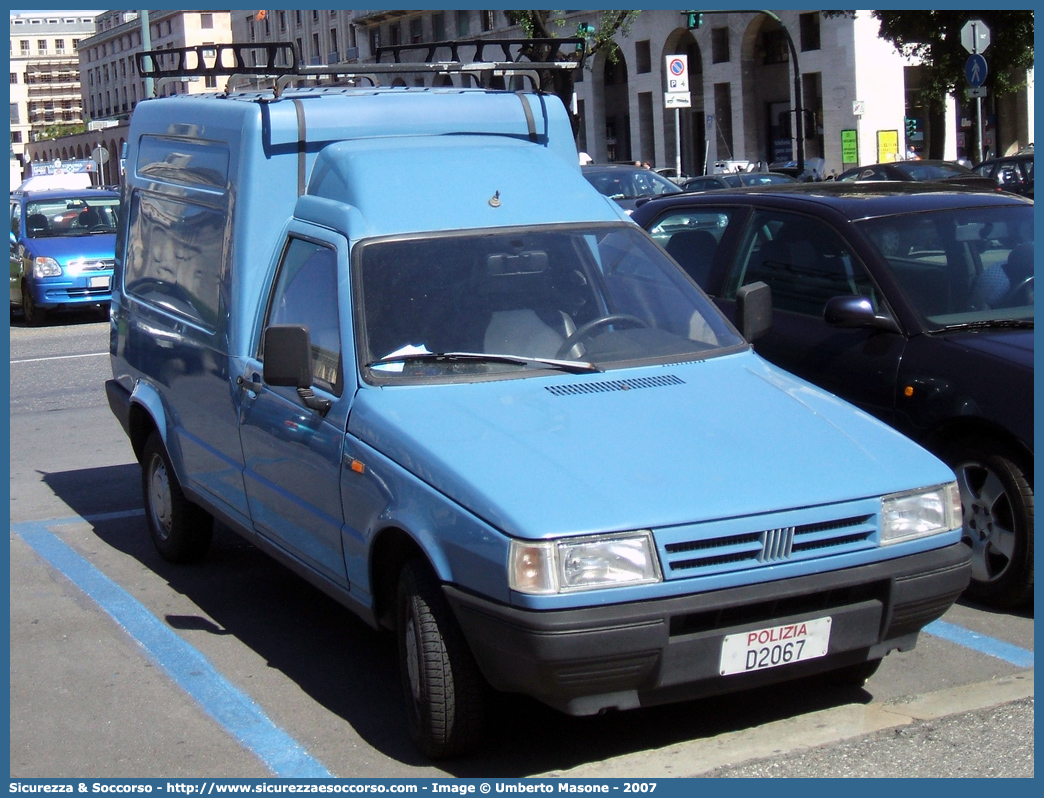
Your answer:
873;11;1034;98
502;11;641;137
35;123;86;141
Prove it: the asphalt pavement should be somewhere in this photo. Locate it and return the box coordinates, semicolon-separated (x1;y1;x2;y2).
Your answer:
8;314;1037;780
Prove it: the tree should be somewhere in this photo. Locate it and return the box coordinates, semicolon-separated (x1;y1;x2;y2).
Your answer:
35;123;86;141
871;11;1034;159
504;10;640;137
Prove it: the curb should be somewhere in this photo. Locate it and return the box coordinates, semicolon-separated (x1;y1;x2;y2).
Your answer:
540;670;1034;778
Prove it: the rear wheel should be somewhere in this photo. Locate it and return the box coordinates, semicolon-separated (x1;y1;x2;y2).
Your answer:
396;559;486;759
141;431;213;563
945;438;1033;608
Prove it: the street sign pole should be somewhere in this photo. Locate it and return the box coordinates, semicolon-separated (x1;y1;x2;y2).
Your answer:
962;19;991;163
977;87;984;163
666;54;688;179
675;108;682;179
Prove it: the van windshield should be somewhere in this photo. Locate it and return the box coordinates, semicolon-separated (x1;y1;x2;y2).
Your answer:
24;196;120;238
357;223;745;382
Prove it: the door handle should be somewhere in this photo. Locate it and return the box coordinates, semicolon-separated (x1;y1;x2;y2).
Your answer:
236;373;263;393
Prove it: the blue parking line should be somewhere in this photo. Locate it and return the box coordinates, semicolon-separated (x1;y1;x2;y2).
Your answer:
12;517;333;778
924;619;1035;669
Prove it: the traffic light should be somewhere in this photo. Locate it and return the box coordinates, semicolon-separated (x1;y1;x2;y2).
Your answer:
575;23;595;51
905;117;917;138
685;11;703;30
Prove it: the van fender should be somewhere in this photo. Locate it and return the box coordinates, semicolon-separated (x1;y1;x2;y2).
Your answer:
126;379;170;459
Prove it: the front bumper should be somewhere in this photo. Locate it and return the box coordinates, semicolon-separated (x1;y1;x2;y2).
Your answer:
29;276;112;309
446;542;970;715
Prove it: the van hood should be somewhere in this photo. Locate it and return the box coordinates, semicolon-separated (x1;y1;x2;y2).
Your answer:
348;352;953;539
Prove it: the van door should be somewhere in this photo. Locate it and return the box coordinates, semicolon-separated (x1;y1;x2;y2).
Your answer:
238;231;354;584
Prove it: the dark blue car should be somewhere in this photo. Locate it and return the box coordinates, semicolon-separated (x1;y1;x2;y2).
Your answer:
633;183;1034;608
10;187;120;325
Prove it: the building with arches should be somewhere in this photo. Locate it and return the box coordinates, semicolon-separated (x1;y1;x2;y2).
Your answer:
23;9;1033;185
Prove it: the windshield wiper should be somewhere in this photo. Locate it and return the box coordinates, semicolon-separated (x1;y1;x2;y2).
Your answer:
935;319;1034;332
367;351;602;374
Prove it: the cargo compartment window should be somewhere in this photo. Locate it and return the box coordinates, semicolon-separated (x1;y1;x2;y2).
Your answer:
263;238;343;396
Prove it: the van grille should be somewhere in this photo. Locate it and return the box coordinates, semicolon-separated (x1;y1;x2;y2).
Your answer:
660;514;875;579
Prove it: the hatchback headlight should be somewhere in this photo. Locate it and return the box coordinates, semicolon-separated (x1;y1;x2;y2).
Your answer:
32;257;62;278
881;482;961;545
509;531;662;594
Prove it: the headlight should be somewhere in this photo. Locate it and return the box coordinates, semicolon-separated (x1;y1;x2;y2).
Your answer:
31;257;62;278
509;531;662;594
881;482;961;545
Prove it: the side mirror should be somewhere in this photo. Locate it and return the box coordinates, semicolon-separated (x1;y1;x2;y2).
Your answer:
736;281;772;342
263;325;313;388
262;324;333;416
11;231;17;248
824;296;901;334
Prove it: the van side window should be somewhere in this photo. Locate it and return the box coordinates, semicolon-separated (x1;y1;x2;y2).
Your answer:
124;193;224;328
264;238;343;396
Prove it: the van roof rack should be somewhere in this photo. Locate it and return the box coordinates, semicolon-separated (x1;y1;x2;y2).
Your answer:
136;38;587;98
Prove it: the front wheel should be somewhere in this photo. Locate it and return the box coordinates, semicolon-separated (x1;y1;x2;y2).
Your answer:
141;431;213;563
946;438;1033;608
21;285;46;327
397;559;486;759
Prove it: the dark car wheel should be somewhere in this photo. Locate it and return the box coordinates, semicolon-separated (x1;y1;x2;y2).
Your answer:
142;431;213;563
21;285;46;327
946;439;1034;608
397;558;486;759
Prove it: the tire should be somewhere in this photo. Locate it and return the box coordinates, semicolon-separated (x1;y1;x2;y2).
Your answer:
141;431;213;563
945;438;1034;608
826;658;882;688
396;559;486;759
21;285;46;327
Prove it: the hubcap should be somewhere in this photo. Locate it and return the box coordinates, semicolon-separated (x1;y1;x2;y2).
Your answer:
956;460;1016;584
404;613;421;702
148;455;173;541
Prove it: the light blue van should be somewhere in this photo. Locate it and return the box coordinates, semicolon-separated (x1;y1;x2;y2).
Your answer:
107;43;970;758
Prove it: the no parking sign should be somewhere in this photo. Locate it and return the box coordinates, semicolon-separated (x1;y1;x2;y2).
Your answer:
666;54;689;92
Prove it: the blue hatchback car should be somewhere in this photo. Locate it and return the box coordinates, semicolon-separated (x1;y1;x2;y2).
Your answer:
10;187;120;325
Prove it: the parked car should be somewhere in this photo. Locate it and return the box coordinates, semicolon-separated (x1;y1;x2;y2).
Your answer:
974;148;1034;199
581;163;683;212
682;172;798;192
836;159;999;191
10;186;120;325
653;167;688;183
633;183;1033;608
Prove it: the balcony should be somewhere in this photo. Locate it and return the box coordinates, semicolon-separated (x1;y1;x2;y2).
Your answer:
353;10;411;25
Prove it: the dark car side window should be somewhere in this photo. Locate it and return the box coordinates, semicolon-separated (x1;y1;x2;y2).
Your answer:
646;209;735;287
263;238;343;396
725;210;879;316
11;202;21;236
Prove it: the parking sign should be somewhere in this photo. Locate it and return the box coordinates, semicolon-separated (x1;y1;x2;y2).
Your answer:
666;54;688;92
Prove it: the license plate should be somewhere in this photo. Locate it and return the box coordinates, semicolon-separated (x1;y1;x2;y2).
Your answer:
720;616;832;676
90;276;111;289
